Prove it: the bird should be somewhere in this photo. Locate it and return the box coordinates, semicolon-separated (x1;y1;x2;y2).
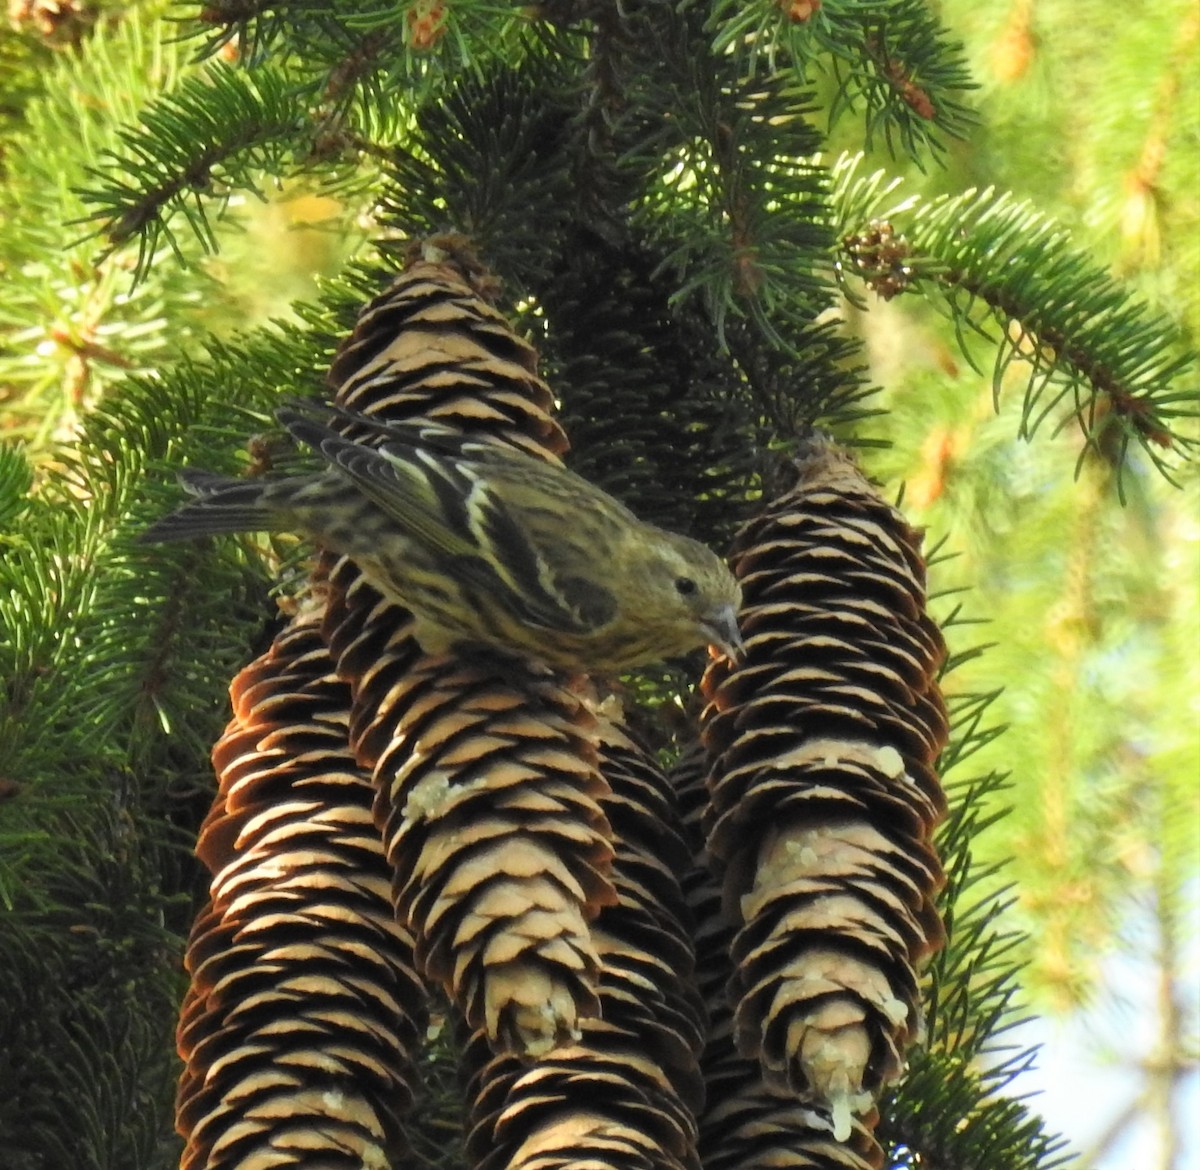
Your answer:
142;402;744;673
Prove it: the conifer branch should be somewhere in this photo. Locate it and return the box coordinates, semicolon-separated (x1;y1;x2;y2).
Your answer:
381;61;578;282
75;63;334;281
185;0;544;99
0;445;33;530
705;0;976;161
0;794;186;1166
831;156;1199;491
882;1049;1074;1169
185;0;288;64
644;61;829;344
864;591;1072;1170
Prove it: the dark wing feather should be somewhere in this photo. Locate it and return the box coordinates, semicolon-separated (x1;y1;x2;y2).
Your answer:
550;574;619;629
140;471;274;542
454;482;617;634
279;402;617;634
280;409;478;560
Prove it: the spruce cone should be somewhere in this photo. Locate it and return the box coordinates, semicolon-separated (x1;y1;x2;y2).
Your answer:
176;603;425;1170
320;239;617;1057
673;746;884;1170
329;559;616;1057
698;440;948;1139
461;706;707;1170
331;235;568;459
589;709;706;1117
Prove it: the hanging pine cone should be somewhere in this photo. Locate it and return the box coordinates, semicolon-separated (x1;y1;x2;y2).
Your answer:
175;599;425;1170
318;237;619;1058
328;557;616;1057
672;745;885;1170
698;439;948;1141
461;706;706;1170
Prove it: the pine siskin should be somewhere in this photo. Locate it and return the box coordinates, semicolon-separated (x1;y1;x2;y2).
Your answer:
143;404;744;673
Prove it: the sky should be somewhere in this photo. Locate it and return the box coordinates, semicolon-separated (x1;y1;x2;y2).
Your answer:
1010;899;1200;1170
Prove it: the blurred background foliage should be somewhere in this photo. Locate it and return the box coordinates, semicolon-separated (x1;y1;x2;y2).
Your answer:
848;0;1199;1014
845;4;1199;1162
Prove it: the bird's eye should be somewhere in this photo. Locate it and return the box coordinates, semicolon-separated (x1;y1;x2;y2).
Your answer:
675;576;698;596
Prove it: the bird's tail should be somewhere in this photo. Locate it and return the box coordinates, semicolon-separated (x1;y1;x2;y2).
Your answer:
140;469;275;542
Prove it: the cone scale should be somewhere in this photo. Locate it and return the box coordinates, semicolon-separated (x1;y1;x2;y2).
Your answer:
673;746;886;1170
462;708;706;1170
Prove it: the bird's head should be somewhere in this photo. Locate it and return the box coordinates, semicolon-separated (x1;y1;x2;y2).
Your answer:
641;531;744;663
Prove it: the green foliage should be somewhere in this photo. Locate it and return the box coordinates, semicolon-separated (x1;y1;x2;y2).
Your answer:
0;32;54;152
0;444;33;528
380;56;582;287
185;0;541;94
0;8;222;449
0;249;398;1166
74;1;560;284
860;567;1071;1169
831;155;1198;494
884;1049;1072;1170
0;797;185;1170
638;61;830;343
78;63;333;275
705;0;977;160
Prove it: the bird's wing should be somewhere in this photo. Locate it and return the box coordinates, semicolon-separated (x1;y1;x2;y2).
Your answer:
280;400;523;463
456;472;619;634
281;406;616;634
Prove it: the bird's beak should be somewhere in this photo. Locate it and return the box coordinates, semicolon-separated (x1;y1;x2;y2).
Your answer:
704;604;745;663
